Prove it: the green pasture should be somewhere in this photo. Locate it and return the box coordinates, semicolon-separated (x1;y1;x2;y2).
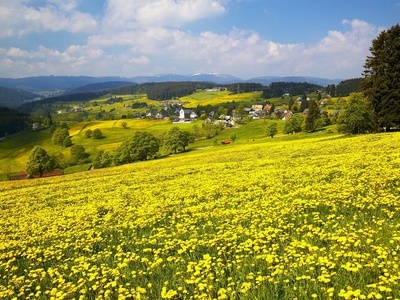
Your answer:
178;91;263;107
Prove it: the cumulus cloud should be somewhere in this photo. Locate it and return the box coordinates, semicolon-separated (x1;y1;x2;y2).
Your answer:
0;0;383;79
103;0;225;30
294;19;382;78
0;0;98;37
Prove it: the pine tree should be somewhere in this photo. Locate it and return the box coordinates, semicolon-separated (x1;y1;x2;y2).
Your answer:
361;24;400;130
304;100;321;132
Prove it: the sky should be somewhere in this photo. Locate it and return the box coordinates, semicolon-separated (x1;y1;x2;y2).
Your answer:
0;0;399;80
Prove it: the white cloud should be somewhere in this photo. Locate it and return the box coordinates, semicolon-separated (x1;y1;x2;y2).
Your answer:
103;0;225;30
0;1;98;37
136;0;225;27
88;11;383;78
0;2;383;81
6;47;30;58
294;19;382;78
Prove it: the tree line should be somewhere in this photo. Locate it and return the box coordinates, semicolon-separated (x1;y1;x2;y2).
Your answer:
326;78;361;97
146;82;215;100
261;82;322;99
225;83;264;94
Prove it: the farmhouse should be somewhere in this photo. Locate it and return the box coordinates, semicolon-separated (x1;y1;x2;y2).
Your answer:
251;104;264;111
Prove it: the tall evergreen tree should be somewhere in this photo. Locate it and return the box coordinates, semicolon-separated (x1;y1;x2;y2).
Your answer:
361;24;400;130
304;100;321;132
326;84;336;97
300;93;308;112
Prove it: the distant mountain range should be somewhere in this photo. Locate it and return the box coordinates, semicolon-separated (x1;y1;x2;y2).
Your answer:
0;74;343;92
0;74;344;108
246;76;342;87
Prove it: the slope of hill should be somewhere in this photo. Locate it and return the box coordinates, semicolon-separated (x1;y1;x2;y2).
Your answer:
0;107;30;138
1;132;399;299
66;81;134;94
0;86;39;108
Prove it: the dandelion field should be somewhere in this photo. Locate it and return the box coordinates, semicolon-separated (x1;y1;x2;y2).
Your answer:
1;133;400;299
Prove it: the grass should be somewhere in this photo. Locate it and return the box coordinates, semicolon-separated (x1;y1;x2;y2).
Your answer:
178;91;263;107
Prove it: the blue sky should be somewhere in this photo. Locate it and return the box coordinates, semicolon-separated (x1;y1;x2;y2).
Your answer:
0;0;399;79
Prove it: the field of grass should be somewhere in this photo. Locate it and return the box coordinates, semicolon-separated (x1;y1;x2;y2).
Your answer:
1;132;400;299
179;91;263;107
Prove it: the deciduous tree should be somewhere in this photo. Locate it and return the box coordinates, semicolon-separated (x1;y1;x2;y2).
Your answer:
283;114;304;134
115;131;159;164
164;127;195;153
337;93;376;134
266;122;278;138
52;128;70;146
26;146;57;177
92;128;104;139
85;129;92;138
93;150;113;169
70;145;86;164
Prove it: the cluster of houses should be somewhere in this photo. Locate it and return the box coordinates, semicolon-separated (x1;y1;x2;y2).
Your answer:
244;104;293;120
142;102;296;126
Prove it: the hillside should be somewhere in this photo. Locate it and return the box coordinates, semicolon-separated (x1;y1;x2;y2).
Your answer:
0;86;39;108
0;76;125;92
0;87;343;178
1;132;399;299
66;81;134;94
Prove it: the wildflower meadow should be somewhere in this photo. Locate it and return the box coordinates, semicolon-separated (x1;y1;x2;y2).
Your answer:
1;133;400;299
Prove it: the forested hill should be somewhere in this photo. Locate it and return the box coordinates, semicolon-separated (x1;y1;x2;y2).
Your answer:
146;82;216;100
0;86;39;108
66;81;133;94
261;82;323;98
18;91;109;113
0;107;30;138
